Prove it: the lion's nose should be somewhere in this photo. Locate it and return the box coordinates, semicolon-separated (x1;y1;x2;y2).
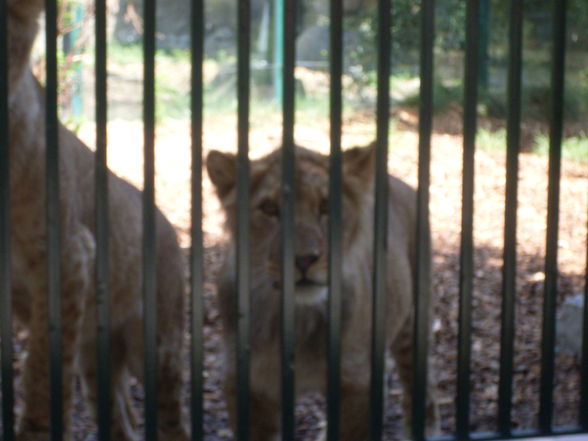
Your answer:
295;253;320;274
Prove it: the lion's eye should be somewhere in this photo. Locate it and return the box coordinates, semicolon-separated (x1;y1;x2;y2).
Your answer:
319;198;328;216
259;199;280;217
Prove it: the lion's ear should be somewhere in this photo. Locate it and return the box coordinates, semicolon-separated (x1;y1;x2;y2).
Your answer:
207;150;236;199
343;142;376;183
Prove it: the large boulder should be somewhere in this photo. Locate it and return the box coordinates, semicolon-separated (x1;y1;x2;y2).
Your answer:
556;293;585;357
113;0;266;53
114;0;191;49
112;0;374;52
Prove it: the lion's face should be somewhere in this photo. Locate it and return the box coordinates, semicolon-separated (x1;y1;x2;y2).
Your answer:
207;144;375;304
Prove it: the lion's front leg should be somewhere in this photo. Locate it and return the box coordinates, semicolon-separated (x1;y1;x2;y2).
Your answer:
17;227;94;441
224;371;281;441
338;379;370;441
391;320;440;439
248;388;281;441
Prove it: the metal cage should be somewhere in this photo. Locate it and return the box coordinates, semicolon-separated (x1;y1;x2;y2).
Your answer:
0;0;586;440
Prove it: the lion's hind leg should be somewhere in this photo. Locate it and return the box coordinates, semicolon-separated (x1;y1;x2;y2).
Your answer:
156;345;189;441
390;319;440;438
78;332;140;441
17;227;94;441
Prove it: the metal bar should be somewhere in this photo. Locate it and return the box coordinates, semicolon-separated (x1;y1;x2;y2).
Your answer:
456;0;480;438
143;0;158;438
413;0;435;439
236;0;251;438
370;0;390;437
0;0;14;438
582;216;588;429
46;0;63;438
497;0;523;436
95;0;111;439
326;0;343;436
281;0;297;437
539;0;568;432
190;0;205;437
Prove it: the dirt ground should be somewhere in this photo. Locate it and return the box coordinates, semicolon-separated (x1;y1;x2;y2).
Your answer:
67;108;588;440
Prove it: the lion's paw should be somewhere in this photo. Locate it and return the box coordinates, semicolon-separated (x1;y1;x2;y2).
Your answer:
158;426;190;441
15;429;51;441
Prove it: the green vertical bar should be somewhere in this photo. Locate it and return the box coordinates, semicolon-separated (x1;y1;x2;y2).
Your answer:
539;0;568;432
478;0;490;90
0;0;14;438
414;0;435;439
327;0;343;437
69;5;84;118
190;0;205;437
95;0;111;439
281;0;297;438
46;0;63;438
370;0;390;438
498;0;523;436
143;0;158;438
274;0;284;105
236;0;251;438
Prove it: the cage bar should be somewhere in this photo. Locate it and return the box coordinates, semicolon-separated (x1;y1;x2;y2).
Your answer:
1;0;586;439
45;0;63;438
326;0;343;437
456;0;481;438
280;0;297;439
143;0;158;438
497;0;523;436
0;0;14;439
539;0;568;432
236;0;252;438
190;0;205;438
94;0;111;439
456;0;480;439
581;224;588;429
370;0;390;438
413;0;435;439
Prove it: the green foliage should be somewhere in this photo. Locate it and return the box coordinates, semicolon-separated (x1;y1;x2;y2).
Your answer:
534;134;588;164
477;128;507;153
343;0;468;92
478;82;588;121
490;0;588;48
435;0;467;51
107;43;143;65
474;129;587;164
396;77;462;113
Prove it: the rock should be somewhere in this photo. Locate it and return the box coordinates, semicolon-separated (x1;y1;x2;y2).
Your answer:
556;293;585;357
113;0;266;52
114;0;192;49
296;25;328;64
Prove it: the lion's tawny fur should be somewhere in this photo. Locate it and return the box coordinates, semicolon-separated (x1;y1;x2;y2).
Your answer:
208;145;439;441
8;2;188;440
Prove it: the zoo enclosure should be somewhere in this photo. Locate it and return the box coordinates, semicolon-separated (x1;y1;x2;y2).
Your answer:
0;0;587;441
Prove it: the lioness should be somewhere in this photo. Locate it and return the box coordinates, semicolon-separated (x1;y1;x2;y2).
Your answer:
207;144;439;440
8;1;187;440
